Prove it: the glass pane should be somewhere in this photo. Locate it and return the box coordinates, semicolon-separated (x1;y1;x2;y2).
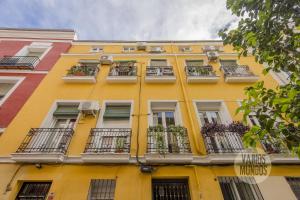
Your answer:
153;112;163;126
210;112;221;124
186;60;203;66
151;59;167;66
165;111;175;126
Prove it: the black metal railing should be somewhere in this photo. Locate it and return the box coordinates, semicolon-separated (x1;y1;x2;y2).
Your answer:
146;66;174;76
147;126;191;154
16;128;74;154
84;128;131;153
0;56;40;70
221;65;255;77
203;131;245;153
108;65;137;76
185;65;216;76
261;139;289;154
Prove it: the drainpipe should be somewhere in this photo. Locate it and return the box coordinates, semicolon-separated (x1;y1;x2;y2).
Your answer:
171;42;201;154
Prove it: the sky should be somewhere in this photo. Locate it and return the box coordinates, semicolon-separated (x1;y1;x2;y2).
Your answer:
0;0;238;40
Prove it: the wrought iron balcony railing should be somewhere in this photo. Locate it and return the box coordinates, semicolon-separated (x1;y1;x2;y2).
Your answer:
147;126;191;154
203;131;245;153
221;65;255;77
201;123;248;153
108;65;137;76
261;138;289;154
66;65;99;77
84;128;131;153
16;128;74;154
185;65;217;76
0;56;40;70
146;66;174;76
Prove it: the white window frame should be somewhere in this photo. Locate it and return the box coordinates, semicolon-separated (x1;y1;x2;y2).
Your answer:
193;100;232;128
96;100;134;128
0;76;25;106
185;59;208;66
148;100;183;127
90;46;103;53
40;100;82;129
15;42;53;67
122;46;136;52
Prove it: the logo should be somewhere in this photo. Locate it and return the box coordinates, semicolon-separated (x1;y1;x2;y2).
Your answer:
234;151;271;184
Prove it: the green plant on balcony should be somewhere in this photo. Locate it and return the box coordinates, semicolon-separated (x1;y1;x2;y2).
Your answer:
67;65;97;76
115;137;126;153
149;125;166;154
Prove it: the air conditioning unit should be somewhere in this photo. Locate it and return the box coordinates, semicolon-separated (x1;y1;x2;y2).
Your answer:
207;51;219;61
100;55;113;65
136;42;147;50
149;46;164;53
78;101;100;117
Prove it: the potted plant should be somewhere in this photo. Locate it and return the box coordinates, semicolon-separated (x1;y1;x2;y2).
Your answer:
149;125;166;154
115;137;126;153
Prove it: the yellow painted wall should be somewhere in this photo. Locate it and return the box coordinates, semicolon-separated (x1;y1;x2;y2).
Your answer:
0;42;297;200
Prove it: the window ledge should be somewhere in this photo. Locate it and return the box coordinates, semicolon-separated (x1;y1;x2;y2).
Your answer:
187;75;220;83
62;75;96;83
81;153;130;163
145;76;176;83
225;76;259;83
11;152;65;163
106;76;137;83
144;153;193;164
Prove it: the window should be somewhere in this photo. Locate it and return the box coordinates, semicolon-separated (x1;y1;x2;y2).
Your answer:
286;177;300;198
123;46;135;52
100;103;132;128
0;77;24;106
218;177;263;200
152;179;191;200
17;42;52;60
220;60;238;67
90;46;103;53
16;182;51;200
186;60;203;67
150;101;180;127
150;46;163;52
179;46;192;52
88;179;116;200
195;101;230;126
150;59;167;67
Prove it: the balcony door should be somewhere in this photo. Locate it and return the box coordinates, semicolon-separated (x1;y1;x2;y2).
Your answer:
153;111;176;128
198;111;222;124
29;104;78;152
151;107;183;153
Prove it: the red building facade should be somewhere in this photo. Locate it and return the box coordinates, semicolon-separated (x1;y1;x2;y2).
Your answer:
0;28;76;133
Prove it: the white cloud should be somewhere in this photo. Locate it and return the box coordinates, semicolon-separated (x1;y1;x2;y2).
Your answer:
0;0;237;40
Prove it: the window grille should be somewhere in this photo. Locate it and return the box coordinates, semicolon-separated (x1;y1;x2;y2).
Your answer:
152;179;191;200
88;179;116;200
16;182;51;200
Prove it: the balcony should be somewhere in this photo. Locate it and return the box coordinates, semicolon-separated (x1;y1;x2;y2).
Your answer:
201;123;249;163
221;65;259;83
145;126;192;163
106;65;137;83
62;64;99;83
11;128;74;163
185;65;219;83
81;128;131;163
145;66;176;83
0;56;40;70
261;137;299;163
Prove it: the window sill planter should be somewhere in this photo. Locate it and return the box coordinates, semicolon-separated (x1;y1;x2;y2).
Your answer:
144;153;193;164
81;152;130;163
145;76;176;83
106;76;137;83
225;75;259;83
187;75;220;83
11;152;65;163
62;75;96;83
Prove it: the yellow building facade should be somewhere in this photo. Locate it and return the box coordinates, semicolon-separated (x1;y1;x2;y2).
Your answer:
0;40;299;200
